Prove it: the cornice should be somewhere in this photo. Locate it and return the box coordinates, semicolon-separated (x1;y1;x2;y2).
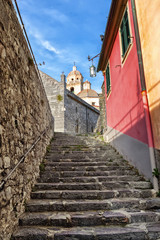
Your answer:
97;0;128;72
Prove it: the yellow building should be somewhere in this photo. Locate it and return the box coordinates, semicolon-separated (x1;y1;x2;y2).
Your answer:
135;0;160;151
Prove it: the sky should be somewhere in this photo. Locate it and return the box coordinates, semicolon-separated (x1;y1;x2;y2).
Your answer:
15;0;112;93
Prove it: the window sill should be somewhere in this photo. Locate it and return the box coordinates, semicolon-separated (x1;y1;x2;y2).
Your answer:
121;42;133;66
107;89;111;100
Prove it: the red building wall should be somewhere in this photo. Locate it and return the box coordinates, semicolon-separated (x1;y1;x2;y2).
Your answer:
104;0;148;145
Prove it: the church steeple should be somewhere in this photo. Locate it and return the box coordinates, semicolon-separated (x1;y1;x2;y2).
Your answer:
73;65;77;71
66;65;83;95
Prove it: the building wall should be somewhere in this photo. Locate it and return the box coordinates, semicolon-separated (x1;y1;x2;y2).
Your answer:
103;0;152;180
65;91;100;134
82;97;99;110
135;0;160;150
40;71;65;132
0;1;54;239
83;81;91;90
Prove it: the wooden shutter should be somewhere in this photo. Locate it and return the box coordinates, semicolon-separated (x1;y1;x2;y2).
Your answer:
120;8;131;56
106;64;111;95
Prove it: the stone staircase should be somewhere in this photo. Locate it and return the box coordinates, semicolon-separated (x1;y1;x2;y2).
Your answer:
12;132;160;240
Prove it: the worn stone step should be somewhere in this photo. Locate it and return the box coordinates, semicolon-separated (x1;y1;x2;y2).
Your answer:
19;211;129;227
45;165;133;172
45;155;124;161
31;189;155;200
34;181;152;191
48;150;94;155
37;175;145;183
12;224;160;240
40;170;139;179
44;160;126;167
35;182;103;191
25;198;157;212
19;210;160;227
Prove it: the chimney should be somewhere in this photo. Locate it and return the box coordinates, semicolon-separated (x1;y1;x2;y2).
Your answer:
61;72;66;88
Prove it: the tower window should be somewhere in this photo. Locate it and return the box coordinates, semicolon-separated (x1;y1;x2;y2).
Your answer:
70;87;74;93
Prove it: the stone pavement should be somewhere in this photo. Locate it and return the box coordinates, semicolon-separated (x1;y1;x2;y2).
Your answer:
12;133;160;239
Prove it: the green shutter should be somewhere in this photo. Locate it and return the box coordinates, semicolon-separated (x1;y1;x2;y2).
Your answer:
120;8;131;56
106;64;111;95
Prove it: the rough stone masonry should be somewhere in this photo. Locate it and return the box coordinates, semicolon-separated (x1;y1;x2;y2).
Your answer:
0;0;54;239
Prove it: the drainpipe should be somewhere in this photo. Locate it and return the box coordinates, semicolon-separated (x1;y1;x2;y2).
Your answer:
131;0;159;191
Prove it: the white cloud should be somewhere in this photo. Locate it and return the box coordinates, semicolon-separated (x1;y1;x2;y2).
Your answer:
26;25;60;55
41;41;60;55
43;9;69;24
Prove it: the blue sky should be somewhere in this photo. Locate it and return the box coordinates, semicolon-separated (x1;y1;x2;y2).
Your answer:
16;0;111;93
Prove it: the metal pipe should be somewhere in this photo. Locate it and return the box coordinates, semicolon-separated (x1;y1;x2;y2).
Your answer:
131;0;159;191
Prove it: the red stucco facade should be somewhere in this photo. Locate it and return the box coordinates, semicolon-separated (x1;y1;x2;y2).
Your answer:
103;0;148;145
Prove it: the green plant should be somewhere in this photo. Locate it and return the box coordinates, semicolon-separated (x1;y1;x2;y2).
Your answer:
156;191;160;197
46;145;51;153
97;132;101;136
57;94;63;102
152;168;160;178
39;162;45;172
99;136;104;141
50;137;54;143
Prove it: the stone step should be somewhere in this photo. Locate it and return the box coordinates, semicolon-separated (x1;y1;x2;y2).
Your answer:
44;165;133;172
12;223;160;240
37;175;145;183
45;155;123;161
40;170;139;179
44;161;127;167
48;150;94;154
19;210;160;227
25;198;159;212
31;189;155;200
34;181;152;191
12;132;160;240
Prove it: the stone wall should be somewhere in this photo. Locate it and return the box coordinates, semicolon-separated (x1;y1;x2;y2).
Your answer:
40;71;65;132
0;1;54;239
95;82;107;133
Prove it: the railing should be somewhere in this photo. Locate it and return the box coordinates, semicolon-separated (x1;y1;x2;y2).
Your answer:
0;127;50;191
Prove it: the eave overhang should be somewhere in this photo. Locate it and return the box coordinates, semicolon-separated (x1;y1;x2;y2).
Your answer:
97;0;128;72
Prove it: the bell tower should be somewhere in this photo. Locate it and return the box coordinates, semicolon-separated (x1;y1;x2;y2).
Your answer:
66;65;83;95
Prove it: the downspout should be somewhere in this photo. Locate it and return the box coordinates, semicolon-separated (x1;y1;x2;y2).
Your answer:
131;0;159;191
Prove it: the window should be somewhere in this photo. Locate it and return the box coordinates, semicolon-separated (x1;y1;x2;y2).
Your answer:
92;102;95;106
70;87;74;93
106;64;111;95
120;8;131;57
